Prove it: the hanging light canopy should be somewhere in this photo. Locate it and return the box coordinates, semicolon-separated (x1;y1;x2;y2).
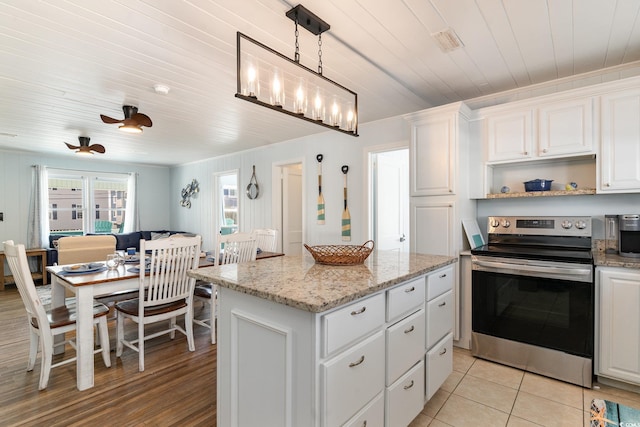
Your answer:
235;4;358;136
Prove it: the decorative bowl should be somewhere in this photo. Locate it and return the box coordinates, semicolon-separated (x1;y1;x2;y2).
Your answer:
523;179;553;192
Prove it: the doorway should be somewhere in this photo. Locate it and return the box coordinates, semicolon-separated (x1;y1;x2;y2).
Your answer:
368;147;410;252
272;161;304;255
213;170;239;240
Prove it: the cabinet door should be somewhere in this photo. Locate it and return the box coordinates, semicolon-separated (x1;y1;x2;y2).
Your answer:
410;115;456;196
538;97;594;157
426;333;453;401
386;309;426;385
486;108;533;162
385;360;425;427
410;199;454;256
426;290;454;349
598;268;640;385
600;89;640;192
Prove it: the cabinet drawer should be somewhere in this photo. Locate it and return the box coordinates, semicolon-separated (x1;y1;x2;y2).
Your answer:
426;333;453;401
426;265;454;300
426;290;453;349
343;392;384;427
387;276;425;322
322;293;385;357
322;331;385;427
386;309;426;385
385;360;425;427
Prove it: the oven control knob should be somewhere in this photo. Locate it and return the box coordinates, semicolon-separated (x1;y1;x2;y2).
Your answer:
490;219;500;228
561;220;573;229
501;219;511;228
575;220;588;229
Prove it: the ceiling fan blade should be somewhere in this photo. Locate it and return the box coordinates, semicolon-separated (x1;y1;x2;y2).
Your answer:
65;142;80;150
132;113;152;127
89;144;106;153
100;114;124;124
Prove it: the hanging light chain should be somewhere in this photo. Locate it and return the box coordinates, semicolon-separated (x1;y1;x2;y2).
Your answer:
294;16;300;63
317;33;323;75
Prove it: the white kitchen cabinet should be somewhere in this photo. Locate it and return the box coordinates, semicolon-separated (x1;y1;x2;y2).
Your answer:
485;107;533;162
599;88;640;193
386;309;425;385
538;97;593;157
597;267;640;386
426;333;453;401
385;360;425;427
343;393;384;427
406;102;473;197
410;200;454;257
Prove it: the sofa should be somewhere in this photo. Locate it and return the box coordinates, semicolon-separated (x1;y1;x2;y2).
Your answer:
47;230;189;265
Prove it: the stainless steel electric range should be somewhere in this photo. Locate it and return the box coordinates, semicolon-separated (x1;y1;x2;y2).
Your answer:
471;216;594;387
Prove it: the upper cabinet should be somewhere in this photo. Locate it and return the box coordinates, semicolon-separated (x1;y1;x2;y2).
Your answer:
406;103;472;196
538;97;594;157
486;108;533;162
483;96;595;164
599;87;640;193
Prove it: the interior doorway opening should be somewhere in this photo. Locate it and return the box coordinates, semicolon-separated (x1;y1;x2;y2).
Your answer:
369;147;410;252
272;161;304;255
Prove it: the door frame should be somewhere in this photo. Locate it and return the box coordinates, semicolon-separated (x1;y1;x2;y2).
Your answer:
363;141;410;244
271;158;305;253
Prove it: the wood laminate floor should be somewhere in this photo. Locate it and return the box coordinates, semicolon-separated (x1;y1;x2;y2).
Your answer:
0;286;216;427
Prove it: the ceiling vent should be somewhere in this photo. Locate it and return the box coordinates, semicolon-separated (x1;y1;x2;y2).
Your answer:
432;28;464;52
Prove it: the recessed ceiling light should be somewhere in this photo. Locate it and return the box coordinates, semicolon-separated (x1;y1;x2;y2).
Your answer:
153;84;170;95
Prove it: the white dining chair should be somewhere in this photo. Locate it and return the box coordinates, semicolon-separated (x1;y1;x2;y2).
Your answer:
194;232;257;344
115;235;201;372
253;228;278;252
3;240;111;390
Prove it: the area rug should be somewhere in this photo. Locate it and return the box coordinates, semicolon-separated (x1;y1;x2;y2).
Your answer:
590;399;640;427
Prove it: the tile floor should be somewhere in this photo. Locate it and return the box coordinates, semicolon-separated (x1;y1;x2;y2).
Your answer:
409;347;640;427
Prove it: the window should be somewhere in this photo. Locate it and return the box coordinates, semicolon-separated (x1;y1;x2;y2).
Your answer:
47;170;130;236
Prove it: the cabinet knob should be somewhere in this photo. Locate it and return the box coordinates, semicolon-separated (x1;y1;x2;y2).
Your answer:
439;273;447;278
438;301;446;307
349;355;365;367
606;183;611;187
350;307;366;316
404;325;415;334
524;151;528;155
404;286;415;293
439;347;447;356
542;148;548;153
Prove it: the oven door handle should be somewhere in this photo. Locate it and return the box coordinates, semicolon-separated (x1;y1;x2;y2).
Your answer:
473;260;591;277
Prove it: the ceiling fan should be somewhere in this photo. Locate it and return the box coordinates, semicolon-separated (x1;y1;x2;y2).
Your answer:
100;105;153;133
64;136;105;155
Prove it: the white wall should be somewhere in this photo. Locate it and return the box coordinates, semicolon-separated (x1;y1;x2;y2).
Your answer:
0;149;172;247
170;116;410;252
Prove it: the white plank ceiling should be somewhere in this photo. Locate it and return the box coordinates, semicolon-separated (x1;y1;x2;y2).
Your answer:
0;0;639;166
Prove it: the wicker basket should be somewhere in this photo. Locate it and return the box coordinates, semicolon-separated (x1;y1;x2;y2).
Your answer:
304;240;374;265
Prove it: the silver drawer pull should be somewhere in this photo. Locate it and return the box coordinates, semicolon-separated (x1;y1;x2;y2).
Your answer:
438;301;446;307
403;380;414;390
349;355;365;367
439;347;447;356
350;307;367;316
439;273;447;278
404;325;415;334
404;286;415;293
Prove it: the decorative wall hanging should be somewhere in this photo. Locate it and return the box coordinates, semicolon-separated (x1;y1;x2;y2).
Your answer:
341;165;351;241
180;179;199;208
235;5;358;136
246;165;260;199
316;154;325;224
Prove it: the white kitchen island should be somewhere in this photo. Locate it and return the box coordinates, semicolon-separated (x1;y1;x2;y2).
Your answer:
188;251;457;427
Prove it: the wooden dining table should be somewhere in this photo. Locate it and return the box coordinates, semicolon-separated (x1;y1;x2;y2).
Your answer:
47;251;284;391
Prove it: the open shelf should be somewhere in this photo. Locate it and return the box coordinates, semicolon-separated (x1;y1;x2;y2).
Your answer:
486;188;596;199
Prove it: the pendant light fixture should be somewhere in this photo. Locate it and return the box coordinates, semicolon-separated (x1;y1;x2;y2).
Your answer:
235;4;358;136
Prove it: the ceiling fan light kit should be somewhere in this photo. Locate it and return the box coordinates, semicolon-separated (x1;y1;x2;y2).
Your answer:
64;136;105;155
100;105;152;134
235;4;358;136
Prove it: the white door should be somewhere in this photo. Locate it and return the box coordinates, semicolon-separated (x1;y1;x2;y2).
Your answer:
374;149;409;252
282;165;303;255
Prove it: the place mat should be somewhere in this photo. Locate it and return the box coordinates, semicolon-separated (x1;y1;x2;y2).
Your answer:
590;399;640;427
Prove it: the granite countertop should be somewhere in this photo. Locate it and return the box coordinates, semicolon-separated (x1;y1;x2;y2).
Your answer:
187;251;457;313
593;250;640;269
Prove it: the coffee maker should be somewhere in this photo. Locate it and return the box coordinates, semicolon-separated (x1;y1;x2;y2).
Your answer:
619;214;640;258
